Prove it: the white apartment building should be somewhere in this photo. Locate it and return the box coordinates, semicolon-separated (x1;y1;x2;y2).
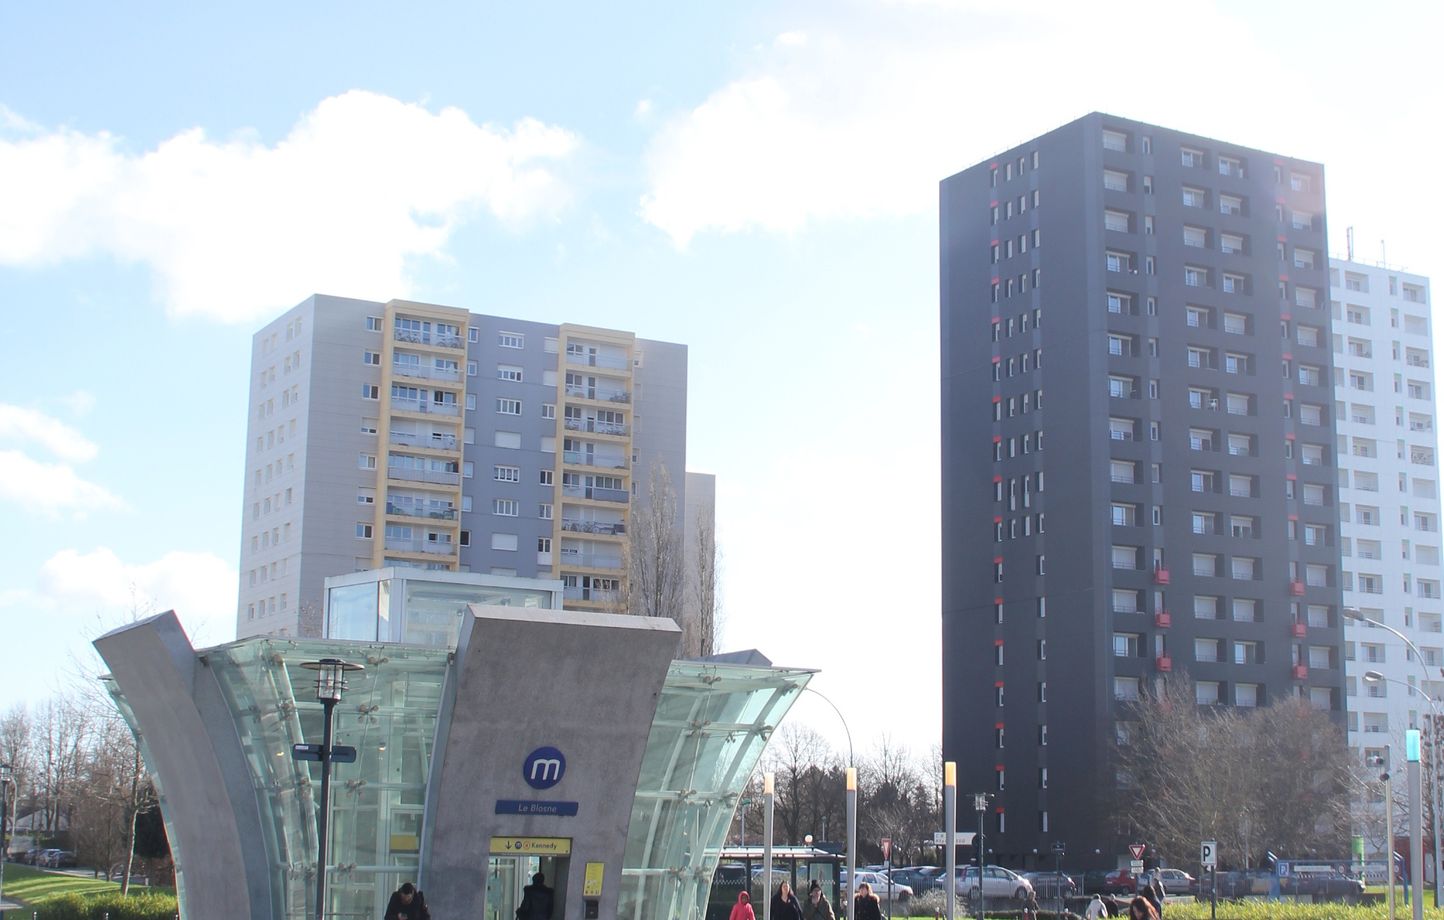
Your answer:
1334;260;1440;768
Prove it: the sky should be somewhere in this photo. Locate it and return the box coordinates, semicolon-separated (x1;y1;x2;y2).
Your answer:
2;0;1443;764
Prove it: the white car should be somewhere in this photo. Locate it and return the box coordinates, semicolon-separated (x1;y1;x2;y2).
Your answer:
955;865;1034;901
843;870;914;905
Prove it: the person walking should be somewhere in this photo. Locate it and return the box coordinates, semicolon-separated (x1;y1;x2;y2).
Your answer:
1146;874;1165;918
730;890;756;920
853;881;883;920
516;871;555;920
802;879;835;920
384;882;431;920
772;881;804;920
1127;895;1158;920
1084;892;1109;920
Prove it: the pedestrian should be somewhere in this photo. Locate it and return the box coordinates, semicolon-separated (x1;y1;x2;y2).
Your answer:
1084;893;1108;920
772;880;804;920
1022;889;1040;920
853;881;883;920
516;871;555;920
1147;875;1165;917
803;879;835;920
1127;895;1158;920
384;881;431;920
730;890;756;920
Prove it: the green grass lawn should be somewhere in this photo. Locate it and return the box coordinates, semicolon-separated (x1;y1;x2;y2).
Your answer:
904;902;1444;920
1;863;172;905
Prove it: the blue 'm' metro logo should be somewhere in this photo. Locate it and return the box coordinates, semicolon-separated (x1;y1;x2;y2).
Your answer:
523;746;566;790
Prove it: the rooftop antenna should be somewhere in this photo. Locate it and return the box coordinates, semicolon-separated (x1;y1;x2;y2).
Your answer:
1346;226;1354;262
1381;239;1387;268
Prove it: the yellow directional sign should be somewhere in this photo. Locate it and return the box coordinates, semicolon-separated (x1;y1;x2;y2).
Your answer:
584;861;605;897
490;836;572;856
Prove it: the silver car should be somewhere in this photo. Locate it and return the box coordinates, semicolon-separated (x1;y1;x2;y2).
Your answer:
955;865;1034;901
844;870;914;906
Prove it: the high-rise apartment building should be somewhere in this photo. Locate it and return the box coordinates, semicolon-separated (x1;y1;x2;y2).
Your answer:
941;114;1347;865
238;294;707;646
1332;261;1439;769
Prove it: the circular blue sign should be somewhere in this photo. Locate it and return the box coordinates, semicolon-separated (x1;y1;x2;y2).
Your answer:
523;746;566;790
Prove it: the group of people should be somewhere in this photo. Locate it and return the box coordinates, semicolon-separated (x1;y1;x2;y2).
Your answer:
385;871;554;920
729;879;884;920
1081;870;1167;920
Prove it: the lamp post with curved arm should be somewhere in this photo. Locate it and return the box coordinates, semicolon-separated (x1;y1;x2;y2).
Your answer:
1349;607;1444;907
800;685;856;914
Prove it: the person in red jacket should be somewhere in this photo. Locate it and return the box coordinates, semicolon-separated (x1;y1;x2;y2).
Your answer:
730;890;756;920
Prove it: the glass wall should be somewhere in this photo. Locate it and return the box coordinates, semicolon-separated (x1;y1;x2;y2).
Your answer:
206;637;450;920
619;661;813;920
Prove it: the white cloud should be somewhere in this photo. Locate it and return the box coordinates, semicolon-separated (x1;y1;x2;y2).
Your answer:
639;0;1444;265
0;547;238;706
0;450;125;513
0;90;581;323
0;403;98;461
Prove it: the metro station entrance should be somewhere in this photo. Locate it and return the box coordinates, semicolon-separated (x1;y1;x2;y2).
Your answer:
485;837;570;920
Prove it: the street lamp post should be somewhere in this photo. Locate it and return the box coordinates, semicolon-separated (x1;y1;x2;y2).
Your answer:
763;772;775;920
300;657;363;920
1;762;13;910
1349;607;1444;907
944;762;957;920
973;793;990;920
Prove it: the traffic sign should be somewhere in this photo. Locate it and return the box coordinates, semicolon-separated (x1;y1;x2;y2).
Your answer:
1201;840;1217;869
881;837;892;860
1129;843;1146;860
1130;860;1145;874
292;743;321;762
934;832;948;846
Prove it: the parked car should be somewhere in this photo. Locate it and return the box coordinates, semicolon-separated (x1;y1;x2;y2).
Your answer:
843;870;913;907
889;867;942;893
1102;868;1138;895
1281;869;1365;902
1023;871;1078;899
955;865;1034;902
1198;869;1269;899
1079;869;1113;895
1157;868;1198;896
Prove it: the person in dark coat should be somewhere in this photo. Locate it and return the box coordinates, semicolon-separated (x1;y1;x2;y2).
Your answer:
772;880;804;920
517;871;555;920
852;881;883;920
802;879;835;920
384;882;431;920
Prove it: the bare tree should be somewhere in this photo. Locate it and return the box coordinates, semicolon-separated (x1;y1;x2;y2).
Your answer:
623;461;685;624
1114;674;1353;868
692;500;721;657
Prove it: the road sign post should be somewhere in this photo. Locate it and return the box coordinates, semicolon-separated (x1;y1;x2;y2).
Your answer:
1202;839;1218;920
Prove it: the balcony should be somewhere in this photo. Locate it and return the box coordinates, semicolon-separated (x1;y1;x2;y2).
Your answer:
387;467;460;486
386;503;457;521
392;363;462;383
560;519;626;536
395;329;463;349
565;350;630;370
392;397;460;417
562;450;628;470
1153;566;1171;585
558;550;624;570
1290;580;1306;596
563;585;619;604
384;538;456;556
1156;655;1173;672
561;485;629;504
563;418;630;437
1154;611;1172;628
389;431;458;451
1292;664;1309;680
564;385;632;404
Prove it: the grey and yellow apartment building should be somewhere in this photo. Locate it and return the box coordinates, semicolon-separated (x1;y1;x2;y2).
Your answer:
237;294;711;649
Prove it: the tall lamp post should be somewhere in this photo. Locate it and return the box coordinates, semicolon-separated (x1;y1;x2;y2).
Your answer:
800;686;856;917
1349;606;1444;907
944;762;957;920
1;762;14;910
300;657;363;920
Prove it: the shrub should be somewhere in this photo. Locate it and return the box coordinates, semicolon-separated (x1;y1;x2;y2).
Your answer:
30;891;179;920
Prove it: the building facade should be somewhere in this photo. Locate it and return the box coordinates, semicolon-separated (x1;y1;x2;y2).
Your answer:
941;113;1347;864
238;294;707;646
1332;261;1440;776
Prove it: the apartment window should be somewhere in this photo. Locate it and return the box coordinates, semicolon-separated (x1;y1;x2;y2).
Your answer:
1107;292;1133;315
1232;598;1258;622
361;384;379;400
1222;273;1246;294
494;465;520;482
1220;233;1245;255
498;365;524;382
1182;187;1207;208
493;498;520;516
498;332;525;348
1104;210;1131;233
497;398;522;415
1219;194;1243;216
1106;250;1131;273
356;523;373;539
1195;681;1221;705
1114;677;1140;701
1104;169;1129;192
358;453;376;470
1185;266;1208;288
1183;226;1207;248
1218;156;1243;177
1292;210;1315;231
366;315;383;332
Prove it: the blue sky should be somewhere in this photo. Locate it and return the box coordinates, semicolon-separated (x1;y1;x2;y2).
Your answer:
2;0;1442;758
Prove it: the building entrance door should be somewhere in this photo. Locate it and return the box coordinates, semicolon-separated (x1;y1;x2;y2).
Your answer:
485;851;569;920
